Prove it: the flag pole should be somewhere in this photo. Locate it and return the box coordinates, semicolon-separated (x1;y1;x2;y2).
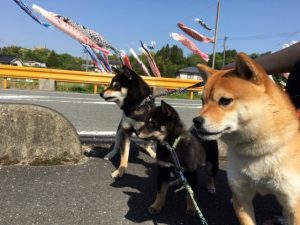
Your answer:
212;0;220;69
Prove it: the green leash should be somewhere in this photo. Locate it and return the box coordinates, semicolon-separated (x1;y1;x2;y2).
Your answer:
163;136;209;225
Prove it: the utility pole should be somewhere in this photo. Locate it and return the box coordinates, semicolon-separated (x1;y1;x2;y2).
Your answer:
212;0;220;69
222;36;228;67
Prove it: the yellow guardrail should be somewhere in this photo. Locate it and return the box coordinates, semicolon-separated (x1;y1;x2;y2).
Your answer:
0;65;203;99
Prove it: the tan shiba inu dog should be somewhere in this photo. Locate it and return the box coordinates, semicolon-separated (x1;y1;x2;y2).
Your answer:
193;52;300;225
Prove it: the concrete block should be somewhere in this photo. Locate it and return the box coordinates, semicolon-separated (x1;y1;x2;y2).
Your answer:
39;79;56;91
152;87;167;96
0;104;83;165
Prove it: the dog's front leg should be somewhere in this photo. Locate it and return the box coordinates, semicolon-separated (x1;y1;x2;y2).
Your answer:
149;166;170;214
232;192;256;225
104;122;124;160
185;171;198;216
111;133;131;178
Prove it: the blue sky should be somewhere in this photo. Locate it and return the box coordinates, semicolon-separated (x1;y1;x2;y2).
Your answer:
1;0;300;57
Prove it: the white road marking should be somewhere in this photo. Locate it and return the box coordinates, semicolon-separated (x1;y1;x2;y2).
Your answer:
78;131;116;136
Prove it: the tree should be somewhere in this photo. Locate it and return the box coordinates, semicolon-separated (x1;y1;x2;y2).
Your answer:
32;48;51;62
46;50;61;68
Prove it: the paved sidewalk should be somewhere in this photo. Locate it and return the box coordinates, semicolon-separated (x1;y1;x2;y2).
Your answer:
0;143;282;225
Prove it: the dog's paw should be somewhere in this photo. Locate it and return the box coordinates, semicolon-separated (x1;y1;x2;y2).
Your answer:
149;151;156;158
148;206;161;215
186;209;197;216
111;167;126;178
111;169;120;178
146;146;156;158
104;155;111;161
104;150;117;160
262;216;288;225
207;187;216;194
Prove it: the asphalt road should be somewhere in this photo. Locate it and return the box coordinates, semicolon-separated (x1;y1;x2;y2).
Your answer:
0;89;282;225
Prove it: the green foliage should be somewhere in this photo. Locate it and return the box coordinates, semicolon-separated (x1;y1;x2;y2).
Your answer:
56;83;94;93
155;45;186;77
46;50;62;68
0;46;83;71
58;53;83;71
0;46;22;56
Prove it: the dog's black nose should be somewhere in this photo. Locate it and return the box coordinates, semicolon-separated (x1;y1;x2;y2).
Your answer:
193;116;204;129
99;92;103;98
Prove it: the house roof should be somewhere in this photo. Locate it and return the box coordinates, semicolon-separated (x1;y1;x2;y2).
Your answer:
0;55;19;64
177;66;200;74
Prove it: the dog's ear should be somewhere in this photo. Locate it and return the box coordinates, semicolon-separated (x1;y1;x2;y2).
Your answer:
122;65;136;80
161;100;173;117
235;52;263;84
197;64;217;83
123;65;133;80
112;66;121;74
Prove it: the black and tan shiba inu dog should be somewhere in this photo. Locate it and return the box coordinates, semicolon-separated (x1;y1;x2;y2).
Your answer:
138;100;219;215
100;66;156;178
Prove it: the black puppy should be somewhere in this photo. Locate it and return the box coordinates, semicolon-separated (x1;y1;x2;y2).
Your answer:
138;100;219;215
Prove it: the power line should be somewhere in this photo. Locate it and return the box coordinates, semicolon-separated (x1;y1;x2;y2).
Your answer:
224;30;300;41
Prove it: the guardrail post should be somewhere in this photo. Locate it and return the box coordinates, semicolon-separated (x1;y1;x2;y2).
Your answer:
189;91;194;100
93;84;98;94
2;78;8;89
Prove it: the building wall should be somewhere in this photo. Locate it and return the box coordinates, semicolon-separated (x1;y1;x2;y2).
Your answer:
11;60;23;67
176;73;202;80
23;62;46;68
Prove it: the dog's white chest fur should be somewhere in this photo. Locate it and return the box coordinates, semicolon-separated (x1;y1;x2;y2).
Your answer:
121;114;144;131
227;150;280;193
227;146;300;203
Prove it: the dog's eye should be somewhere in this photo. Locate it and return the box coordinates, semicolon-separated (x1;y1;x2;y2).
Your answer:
113;83;120;89
219;97;233;106
148;118;156;128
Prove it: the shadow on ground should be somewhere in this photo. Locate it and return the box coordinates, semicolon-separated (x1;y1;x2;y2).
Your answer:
87;143;283;225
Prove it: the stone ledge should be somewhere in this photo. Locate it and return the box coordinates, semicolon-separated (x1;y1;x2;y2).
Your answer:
0;103;83;165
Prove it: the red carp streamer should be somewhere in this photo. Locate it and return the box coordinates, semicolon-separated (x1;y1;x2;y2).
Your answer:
170;32;209;62
120;50;132;69
177;23;214;43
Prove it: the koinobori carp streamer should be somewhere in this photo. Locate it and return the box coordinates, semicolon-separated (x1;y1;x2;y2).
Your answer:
170;32;209;62
177;22;214;43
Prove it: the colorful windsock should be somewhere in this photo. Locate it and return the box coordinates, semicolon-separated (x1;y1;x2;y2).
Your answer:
140;41;161;77
129;48;150;76
120;50;132;69
170;32;209;62
55;15;119;56
32;4;110;55
13;0;51;28
195;18;213;31
82;44;105;72
177;23;214;43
